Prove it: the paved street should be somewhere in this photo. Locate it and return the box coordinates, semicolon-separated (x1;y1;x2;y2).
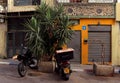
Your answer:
0;59;120;83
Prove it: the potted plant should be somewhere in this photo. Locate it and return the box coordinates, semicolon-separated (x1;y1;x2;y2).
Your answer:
24;3;74;72
93;41;114;76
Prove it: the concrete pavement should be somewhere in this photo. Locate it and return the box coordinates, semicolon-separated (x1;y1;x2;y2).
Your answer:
0;59;93;72
0;59;120;83
0;59;19;65
0;58;120;74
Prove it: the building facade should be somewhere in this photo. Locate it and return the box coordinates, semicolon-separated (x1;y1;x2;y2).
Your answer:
0;0;120;65
0;0;54;58
113;1;120;65
57;0;116;64
0;0;7;58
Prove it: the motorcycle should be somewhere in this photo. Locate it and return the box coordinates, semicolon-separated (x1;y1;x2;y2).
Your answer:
13;47;38;77
54;48;74;81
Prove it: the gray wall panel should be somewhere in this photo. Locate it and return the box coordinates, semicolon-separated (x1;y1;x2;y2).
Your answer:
67;31;81;63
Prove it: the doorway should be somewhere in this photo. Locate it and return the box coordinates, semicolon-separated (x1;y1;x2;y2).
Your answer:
67;31;81;63
7;32;26;57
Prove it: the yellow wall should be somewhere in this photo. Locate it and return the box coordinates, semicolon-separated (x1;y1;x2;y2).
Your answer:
116;3;120;21
72;18;115;64
112;22;120;65
42;0;54;7
0;23;7;58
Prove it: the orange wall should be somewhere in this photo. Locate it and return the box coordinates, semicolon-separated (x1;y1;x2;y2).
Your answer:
71;18;115;64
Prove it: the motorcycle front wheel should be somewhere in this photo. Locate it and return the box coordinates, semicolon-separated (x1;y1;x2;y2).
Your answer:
18;62;27;77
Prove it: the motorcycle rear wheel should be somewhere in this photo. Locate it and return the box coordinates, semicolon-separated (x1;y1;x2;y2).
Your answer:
63;74;69;81
18;62;27;77
60;69;70;81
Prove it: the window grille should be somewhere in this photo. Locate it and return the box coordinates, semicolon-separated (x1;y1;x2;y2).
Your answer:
14;0;40;6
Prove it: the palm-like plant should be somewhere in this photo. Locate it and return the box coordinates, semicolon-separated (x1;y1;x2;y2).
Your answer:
24;3;74;62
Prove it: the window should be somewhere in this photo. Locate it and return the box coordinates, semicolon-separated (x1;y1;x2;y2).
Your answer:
57;0;69;3
32;0;40;5
70;0;82;2
14;0;40;6
57;0;82;3
88;0;114;3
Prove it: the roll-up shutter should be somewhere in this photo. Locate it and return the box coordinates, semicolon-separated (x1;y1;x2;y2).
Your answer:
88;26;111;62
67;31;81;63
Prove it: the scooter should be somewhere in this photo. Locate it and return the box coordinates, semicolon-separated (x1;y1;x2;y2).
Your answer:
54;48;74;81
13;47;38;77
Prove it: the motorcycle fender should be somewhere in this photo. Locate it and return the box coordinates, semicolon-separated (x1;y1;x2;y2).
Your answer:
63;68;70;74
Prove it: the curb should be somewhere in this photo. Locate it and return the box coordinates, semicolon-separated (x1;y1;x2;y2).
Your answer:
72;68;84;72
0;62;10;65
0;61;19;65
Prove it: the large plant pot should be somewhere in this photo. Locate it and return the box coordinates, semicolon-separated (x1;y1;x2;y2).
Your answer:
38;61;55;73
93;63;114;76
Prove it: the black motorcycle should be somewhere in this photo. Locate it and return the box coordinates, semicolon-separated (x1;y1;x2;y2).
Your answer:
54;48;74;81
16;47;38;77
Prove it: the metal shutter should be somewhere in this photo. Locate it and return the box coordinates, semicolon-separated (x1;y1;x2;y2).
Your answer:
67;31;81;63
88;26;111;62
